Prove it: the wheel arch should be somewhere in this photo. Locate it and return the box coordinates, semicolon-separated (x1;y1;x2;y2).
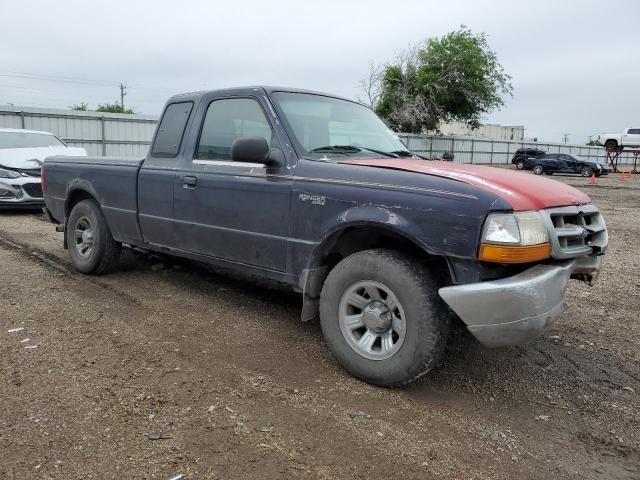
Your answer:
300;222;450;313
65;187;98;217
63;186;100;249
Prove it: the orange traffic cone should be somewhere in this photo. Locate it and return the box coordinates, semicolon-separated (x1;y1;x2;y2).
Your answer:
590;173;596;185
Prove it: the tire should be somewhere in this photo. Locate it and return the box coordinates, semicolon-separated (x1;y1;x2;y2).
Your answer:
516;160;525;170
319;249;448;387
533;165;544;175
604;140;618;150
66;199;121;274
581;166;593;177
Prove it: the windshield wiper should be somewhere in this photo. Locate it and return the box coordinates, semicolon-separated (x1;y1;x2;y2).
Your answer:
357;146;400;158
309;145;413;159
389;150;414;158
310;145;361;155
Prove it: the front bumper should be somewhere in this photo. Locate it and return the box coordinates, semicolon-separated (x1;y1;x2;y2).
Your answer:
0;177;44;209
438;255;602;347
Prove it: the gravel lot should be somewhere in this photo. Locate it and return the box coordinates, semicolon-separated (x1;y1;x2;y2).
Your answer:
0;174;639;479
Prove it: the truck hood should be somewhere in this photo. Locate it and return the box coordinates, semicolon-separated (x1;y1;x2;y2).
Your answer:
0;146;87;170
340;159;591;211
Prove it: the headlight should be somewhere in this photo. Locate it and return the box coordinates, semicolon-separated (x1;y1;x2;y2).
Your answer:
0;168;20;179
480;211;551;263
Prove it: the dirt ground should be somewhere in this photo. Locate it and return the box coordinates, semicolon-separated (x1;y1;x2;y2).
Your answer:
0;174;639;479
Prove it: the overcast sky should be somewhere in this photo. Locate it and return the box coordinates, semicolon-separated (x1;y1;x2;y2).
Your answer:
1;0;638;143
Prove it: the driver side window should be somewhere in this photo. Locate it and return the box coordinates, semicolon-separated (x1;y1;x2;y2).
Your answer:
196;98;272;160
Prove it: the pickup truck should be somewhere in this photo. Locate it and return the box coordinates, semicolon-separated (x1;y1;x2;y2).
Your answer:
43;87;608;386
597;128;640;150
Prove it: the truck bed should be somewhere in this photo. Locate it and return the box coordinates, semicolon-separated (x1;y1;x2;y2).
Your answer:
44;156;145;245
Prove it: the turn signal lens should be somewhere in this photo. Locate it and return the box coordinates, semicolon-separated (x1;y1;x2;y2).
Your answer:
479;243;551;264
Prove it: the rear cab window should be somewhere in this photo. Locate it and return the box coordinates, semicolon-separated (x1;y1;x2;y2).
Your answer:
151;102;193;157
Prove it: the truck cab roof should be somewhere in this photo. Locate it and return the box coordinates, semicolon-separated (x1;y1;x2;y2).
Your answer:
167;86;367;107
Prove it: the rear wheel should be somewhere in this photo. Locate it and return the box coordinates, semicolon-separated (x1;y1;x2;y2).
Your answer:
319;249;448;387
66;199;121;274
604;140;618;150
516;160;525;170
581;166;593;177
533;165;544;175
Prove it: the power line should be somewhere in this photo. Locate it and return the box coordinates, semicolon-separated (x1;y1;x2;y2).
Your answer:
0;70;182;93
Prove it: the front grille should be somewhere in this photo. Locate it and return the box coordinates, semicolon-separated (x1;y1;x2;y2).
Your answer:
542;205;608;259
22;183;43;198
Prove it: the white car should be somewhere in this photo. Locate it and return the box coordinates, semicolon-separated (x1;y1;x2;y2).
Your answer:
596;128;640;150
0;128;86;209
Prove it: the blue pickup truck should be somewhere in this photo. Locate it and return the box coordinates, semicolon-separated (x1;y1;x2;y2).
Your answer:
43;87;608;386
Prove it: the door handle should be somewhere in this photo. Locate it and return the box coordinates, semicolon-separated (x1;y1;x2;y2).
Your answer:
181;175;197;188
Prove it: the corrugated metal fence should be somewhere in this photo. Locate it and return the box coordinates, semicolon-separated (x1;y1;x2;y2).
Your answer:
0;105;157;157
1;105;635;167
398;133;637;166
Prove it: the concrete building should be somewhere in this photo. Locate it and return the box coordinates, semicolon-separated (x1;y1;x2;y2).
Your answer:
430;121;525;141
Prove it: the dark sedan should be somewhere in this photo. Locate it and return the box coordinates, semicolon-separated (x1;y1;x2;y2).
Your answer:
525;153;609;177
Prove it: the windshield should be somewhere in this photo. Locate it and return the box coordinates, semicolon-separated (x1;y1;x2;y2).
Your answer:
0;131;65;149
271;92;410;158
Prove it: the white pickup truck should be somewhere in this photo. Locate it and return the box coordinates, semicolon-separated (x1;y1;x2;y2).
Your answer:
597;128;640;150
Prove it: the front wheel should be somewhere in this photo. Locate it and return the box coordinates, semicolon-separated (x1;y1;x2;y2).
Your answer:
533;165;544;175
516;160;525;170
319;249;448;387
581;166;593;177
66;199;121;274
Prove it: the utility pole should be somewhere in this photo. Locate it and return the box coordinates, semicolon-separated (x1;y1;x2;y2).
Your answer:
562;133;569;144
120;83;127;109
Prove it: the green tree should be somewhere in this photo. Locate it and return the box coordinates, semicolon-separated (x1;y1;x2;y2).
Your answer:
96;102;135;114
70;102;90;111
366;27;512;133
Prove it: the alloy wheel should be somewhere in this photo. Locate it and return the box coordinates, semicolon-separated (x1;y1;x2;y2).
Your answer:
338;280;406;360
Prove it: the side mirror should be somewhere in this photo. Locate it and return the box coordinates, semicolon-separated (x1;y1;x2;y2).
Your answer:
266;147;285;167
231;137;269;163
230;137;284;167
